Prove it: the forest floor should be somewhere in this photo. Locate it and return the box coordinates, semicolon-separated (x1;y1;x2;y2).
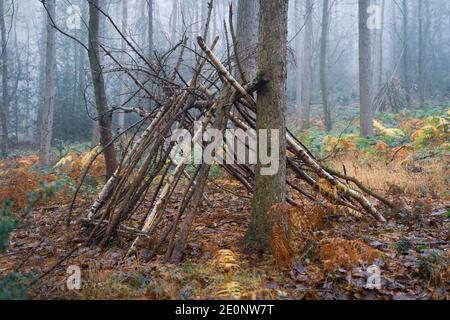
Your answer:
0;105;449;300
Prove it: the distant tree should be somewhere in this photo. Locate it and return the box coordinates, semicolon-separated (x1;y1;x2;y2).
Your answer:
294;0;303;113
0;0;10;157
38;0;56;166
147;0;153;57
359;0;374;137
375;0;386;90
117;0;128;134
401;0;411;106
169;0;179;44
320;0;332;132
88;0;117;178
300;0;313;129
11;7;19;146
390;0;399;75
417;0;429;108
236;0;259;81
24;25;33;142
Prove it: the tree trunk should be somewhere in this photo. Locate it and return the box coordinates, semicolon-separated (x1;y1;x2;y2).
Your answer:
25;28;32;142
146;0;154;110
390;1;398;75
300;0;313;130
320;0;331;132
294;0;303;112
424;0;430;101
117;0;128;134
376;0;385;90
359;0;374;137
401;0;411;106
148;0;153;57
91;118;100;148
88;0;117;179
0;0;9;157
12;12;19;145
170;0;179;44
35;9;47;145
201;0;209;42
236;0;259;81
417;0;424;108
38;0;56;166
245;0;288;254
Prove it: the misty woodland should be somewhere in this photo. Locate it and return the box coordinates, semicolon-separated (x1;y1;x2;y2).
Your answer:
0;0;448;300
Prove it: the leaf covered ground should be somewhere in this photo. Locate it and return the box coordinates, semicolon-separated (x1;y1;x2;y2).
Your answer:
0;106;449;300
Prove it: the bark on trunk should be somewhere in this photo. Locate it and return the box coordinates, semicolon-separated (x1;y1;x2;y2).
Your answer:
0;0;9;157
417;0;425;108
359;0;374;137
170;0;179;44
294;0;303;113
117;0;128;134
148;0;153;57
88;0;117;178
300;0;313;130
376;0;385;90
401;0;411;106
236;0;259;81
245;0;288;253
39;0;56;166
320;0;331;132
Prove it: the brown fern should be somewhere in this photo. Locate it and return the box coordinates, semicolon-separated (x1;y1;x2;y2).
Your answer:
318;238;378;271
267;203;294;270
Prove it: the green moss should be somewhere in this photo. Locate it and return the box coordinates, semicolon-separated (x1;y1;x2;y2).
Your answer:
255;69;265;83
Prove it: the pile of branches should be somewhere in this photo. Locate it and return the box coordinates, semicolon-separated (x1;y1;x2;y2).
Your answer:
73;2;388;264
373;77;408;113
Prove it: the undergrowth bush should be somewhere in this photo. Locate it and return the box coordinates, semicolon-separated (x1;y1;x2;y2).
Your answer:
294;106;449;161
0;201;31;300
0;200;16;252
0;273;32;300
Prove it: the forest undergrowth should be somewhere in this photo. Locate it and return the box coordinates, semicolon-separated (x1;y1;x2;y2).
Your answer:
0;105;448;300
